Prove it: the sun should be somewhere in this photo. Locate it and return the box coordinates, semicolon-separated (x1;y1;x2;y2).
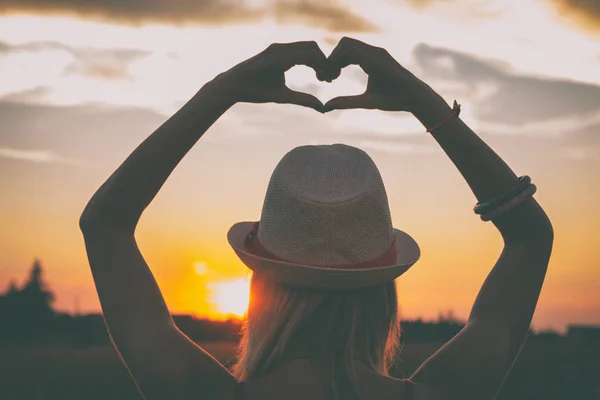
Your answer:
209;277;251;319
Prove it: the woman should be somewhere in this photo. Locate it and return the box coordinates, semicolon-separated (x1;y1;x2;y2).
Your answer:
80;38;554;400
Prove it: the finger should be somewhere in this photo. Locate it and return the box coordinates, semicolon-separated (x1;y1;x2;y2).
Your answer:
328;37;380;79
267;41;332;81
268;41;317;51
323;94;372;112
276;87;325;112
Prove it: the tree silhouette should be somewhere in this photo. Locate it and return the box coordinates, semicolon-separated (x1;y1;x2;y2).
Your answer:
5;280;19;295
20;258;55;323
0;259;56;340
0;280;20;322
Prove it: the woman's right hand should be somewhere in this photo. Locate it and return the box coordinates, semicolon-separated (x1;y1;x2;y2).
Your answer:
211;41;331;112
323;37;446;115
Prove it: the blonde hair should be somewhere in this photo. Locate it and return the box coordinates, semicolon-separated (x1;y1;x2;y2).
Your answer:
231;272;401;399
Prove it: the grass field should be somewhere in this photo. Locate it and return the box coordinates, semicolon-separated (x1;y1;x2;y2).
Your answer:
1;339;599;399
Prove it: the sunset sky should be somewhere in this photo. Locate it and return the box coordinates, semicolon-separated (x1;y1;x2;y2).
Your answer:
1;0;599;332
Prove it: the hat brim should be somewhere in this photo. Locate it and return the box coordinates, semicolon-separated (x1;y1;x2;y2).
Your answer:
227;221;420;290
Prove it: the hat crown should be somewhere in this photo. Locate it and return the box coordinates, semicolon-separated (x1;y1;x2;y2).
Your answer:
257;144;394;266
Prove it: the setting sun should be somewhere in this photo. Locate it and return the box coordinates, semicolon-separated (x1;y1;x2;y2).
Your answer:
209;277;251;318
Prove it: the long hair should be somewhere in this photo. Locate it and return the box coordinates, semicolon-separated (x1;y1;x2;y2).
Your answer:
231;272;401;400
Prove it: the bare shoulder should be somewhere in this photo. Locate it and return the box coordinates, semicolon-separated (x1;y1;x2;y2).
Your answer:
409;380;448;400
355;366;446;400
210;363;448;400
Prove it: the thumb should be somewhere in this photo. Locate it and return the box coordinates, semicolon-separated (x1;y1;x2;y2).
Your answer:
276;87;325;112
323;94;370;112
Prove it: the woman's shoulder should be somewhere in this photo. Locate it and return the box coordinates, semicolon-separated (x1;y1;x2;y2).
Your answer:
361;375;446;400
212;379;445;400
212;359;325;399
405;379;447;400
353;364;445;400
212;362;446;400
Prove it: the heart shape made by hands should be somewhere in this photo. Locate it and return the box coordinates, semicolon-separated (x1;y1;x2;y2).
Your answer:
285;65;368;106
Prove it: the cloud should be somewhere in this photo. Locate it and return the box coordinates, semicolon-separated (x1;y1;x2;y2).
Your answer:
413;43;600;134
562;145;600;161
222;101;427;142
0;86;53;103
322;36;340;46
273;0;379;32
63;48;149;80
549;0;600;33
404;0;507;19
220;103;436;157
474;110;600;137
405;0;438;10
0;0;377;32
0;147;77;164
0;0;263;26
0;98;167;167
217;102;327;140
0;40;150;81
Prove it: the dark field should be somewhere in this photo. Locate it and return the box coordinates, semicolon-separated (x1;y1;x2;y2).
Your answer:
1;339;599;400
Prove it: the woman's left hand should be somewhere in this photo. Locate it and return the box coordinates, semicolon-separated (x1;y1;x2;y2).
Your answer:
211;41;331;112
323;37;439;113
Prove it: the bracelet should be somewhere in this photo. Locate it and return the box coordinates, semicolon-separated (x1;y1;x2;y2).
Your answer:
481;184;537;221
426;100;461;133
474;176;532;215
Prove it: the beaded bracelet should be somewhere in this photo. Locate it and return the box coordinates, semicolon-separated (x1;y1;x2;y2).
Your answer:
426;101;461;133
474;176;531;215
480;184;537;221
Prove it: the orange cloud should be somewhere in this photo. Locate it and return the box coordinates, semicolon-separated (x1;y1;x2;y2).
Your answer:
404;0;506;18
549;0;600;33
0;0;262;25
273;0;379;32
405;0;439;10
0;0;378;32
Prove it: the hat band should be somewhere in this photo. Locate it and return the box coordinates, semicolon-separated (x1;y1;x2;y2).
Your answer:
244;222;398;270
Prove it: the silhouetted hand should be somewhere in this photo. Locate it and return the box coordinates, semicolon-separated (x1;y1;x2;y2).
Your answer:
213;41;331;112
324;37;434;113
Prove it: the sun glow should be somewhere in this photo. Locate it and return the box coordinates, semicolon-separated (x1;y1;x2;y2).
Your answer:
209;278;251;318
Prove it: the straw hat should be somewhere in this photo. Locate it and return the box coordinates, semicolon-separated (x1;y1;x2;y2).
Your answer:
228;144;420;290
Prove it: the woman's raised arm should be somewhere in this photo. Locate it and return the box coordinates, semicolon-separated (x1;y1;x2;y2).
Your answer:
408;84;553;400
324;37;554;400
79;41;330;400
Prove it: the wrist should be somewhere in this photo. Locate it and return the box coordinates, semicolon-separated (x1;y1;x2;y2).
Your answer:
410;88;453;129
195;75;239;110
